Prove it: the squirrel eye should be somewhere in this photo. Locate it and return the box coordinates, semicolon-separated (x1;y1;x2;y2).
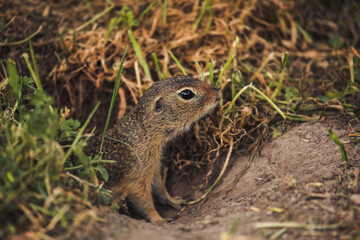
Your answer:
178;89;195;100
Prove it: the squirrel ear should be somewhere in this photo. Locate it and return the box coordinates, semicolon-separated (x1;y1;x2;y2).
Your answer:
154;97;163;113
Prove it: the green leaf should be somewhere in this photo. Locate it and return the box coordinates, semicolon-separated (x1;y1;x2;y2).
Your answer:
354;67;360;82
60;119;81;140
284;86;299;100
98;192;111;205
75;148;95;181
20;76;35;91
30;90;53;107
296;23;313;44
105;17;122;39
316;95;331;103
326;89;342;99
329;34;342;49
65;119;81;130
27;91;58;138
230;69;244;88
6;59;21;101
7;172;15;182
95;164;109;181
344;81;360;96
120;7;138;28
271;128;283;138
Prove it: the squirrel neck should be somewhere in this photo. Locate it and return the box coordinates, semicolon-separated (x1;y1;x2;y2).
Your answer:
118;109;169;148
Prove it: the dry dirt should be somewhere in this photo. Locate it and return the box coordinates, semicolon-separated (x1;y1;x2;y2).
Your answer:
74;121;360;240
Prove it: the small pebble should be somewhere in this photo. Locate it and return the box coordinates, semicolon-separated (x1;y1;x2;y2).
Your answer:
202;215;219;225
216;208;227;217
179;226;192;232
290;196;297;203
322;171;333;180
350;194;360;205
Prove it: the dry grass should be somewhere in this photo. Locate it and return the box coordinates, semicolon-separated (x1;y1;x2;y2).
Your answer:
52;0;359;189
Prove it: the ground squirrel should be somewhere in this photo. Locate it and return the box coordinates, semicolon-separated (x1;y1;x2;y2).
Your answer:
100;75;220;223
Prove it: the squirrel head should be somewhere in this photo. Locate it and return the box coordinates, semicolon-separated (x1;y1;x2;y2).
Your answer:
135;75;220;139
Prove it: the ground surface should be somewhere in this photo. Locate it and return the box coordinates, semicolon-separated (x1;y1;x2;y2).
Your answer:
74;121;360;240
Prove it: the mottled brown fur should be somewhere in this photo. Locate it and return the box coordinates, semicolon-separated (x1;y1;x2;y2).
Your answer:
100;75;220;223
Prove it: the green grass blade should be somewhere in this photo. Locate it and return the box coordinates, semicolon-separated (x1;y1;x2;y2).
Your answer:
208;62;214;86
250;85;286;120
151;52;165;80
296;23;313;44
215;37;239;87
22;53;42;91
128;30;152;80
194;60;204;81
85;0;91;11
192;0;210;31
279;52;289;72
328;128;349;170
284;113;319;121
162;0;167;24
0;61;7;79
99;46;128;153
0;16;15;32
229;219;240;235
29;39;41;89
168;50;187;75
271;52;289;99
188;138;234;204
63;101;101;164
75;0;115;32
223;84;286;119
0;25;42;46
215;55;234;87
224;84;251;114
205;0;212;32
58;32;69;54
137;0;157;21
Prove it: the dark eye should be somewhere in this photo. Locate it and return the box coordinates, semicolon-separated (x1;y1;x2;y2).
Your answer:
178;89;195;100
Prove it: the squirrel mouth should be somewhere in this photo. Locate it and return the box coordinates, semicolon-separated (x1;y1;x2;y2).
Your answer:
203;100;218;117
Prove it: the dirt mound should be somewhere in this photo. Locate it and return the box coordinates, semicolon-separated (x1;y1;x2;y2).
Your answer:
74;121;359;240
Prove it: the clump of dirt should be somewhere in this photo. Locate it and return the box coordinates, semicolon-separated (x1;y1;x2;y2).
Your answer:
72;121;359;240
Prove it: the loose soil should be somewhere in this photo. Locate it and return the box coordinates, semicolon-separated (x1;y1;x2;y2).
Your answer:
73;121;360;240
